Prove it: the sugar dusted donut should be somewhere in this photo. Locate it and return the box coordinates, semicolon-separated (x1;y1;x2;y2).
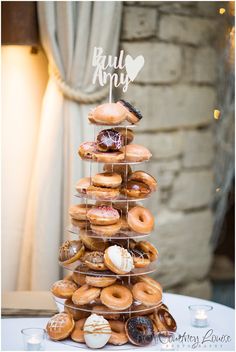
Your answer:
132;282;162;307
51;280;78;299
75;177;91;195
104;245;134;274
129;171;157;192
58;240;85;264
117;100;143;124
121;144;152;162
68;204;93;220
125;316;154;346
83;314;111;348
97;129;124;152
127;206;154;234
92;172;122;188
87;185;120;200
87;205;120;225
89;103;127;125
78;142;97;159
100;284;133;310
71;318;86;343
46;312;75;341
108;320;128;345
72;284;101;305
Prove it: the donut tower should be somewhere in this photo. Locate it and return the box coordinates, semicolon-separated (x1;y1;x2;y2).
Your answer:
46;101;177;349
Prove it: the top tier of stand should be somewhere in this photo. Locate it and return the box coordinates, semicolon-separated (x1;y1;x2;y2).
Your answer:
89;122;139;129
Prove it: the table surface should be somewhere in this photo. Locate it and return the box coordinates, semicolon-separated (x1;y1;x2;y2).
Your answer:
1;293;235;351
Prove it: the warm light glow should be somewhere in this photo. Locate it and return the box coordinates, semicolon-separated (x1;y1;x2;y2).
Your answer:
216;187;221;193
219;8;226;15
214;109;221;120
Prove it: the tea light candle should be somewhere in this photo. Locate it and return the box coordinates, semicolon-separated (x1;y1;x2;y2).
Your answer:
189;305;213;328
194;309;208;327
26;336;42;351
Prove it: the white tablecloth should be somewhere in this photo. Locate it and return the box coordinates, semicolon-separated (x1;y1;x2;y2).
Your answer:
1;293;235;351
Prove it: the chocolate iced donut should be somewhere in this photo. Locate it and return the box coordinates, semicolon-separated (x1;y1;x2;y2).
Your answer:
117;100;143;124
125;316;154;346
121;180;151;199
58;240;85;265
97;129;124;152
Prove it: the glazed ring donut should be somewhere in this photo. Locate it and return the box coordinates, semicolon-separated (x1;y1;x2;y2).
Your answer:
96;129;124;152
127;206;154;234
75;177;92;195
125;316;154;346
80;231;107;251
121;180;150;199
87;205;120;225
153;308;177;332
92;305;120;320
114;127;134;145
72;272;86;286
92;172;122;189
64;299;90;321
138;276;163;293
93;150;125;163
129;171;157;192
117;100;143;124
88;103;127;125
46;313;75;341
86;275;117;288
91;220;122;237
137;241;159;261
83;251;107;271
132;282;162;307
68;204;93;220
100;284;133;311
103;164;132;182
58;240;85;265
108;320;128;345
72;284;101;305
87;185;120;200
51;280;78;299
121;144;152;162
71;318;86;343
78;142;97;160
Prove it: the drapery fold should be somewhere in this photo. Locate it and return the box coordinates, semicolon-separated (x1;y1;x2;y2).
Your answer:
17;1;122;290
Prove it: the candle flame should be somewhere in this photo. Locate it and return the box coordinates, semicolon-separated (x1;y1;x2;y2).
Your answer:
214;109;221;120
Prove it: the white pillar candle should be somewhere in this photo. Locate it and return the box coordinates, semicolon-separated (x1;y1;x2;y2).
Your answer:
26;336;42;351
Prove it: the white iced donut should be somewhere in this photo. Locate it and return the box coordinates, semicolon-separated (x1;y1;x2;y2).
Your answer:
104;245;134;275
83;314;111;349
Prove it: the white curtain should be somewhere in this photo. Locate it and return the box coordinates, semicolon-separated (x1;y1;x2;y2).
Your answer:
17;1;122;290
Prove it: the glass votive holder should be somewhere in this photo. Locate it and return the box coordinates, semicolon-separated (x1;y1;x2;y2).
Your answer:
157;331;176;351
189;305;213;328
21;328;46;351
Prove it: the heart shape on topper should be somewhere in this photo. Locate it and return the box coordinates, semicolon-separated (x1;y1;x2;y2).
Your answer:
125;55;144;81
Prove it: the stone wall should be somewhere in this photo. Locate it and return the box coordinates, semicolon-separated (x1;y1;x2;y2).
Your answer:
119;1;222;299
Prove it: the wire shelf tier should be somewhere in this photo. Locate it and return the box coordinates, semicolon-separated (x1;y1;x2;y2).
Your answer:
81;158;150;165
53;295;162;316
67;226;151;239
60;259;158;277
75;192;153;202
88;122;139;128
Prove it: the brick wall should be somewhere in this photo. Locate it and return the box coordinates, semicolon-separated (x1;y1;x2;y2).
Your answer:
119;1;222;299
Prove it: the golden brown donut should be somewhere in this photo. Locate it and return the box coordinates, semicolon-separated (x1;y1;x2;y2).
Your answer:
108;320;128;345
117;100;143;124
129;171;157;192
92;305;120;320
58;240;85;265
86;275;117;288
127;206;154;234
91;220;122;237
100;284;133;310
120;216;130;231
70;318;86;343
93;150;125;163
51;280;78;299
138;276;163;293
72;272;86;286
87;205;120;225
92;172;122;188
75;177;92;194
87;185;120;200
114;127;134;145
89;103;127;125
121;180;150;199
132;282;162;307
83;251;107;271
64;299;90;321
80;231;107;251
121;144;152;162
68;204;93;220
103;164;132;182
78;142;97;160
136;241;159;261
152;308;177;332
46;313;75;341
72;284;101;305
129;248;151;268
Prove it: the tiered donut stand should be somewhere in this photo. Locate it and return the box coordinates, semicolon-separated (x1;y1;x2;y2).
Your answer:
47;101;177;349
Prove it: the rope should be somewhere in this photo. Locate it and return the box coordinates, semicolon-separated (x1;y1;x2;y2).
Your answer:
49;65;109;104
